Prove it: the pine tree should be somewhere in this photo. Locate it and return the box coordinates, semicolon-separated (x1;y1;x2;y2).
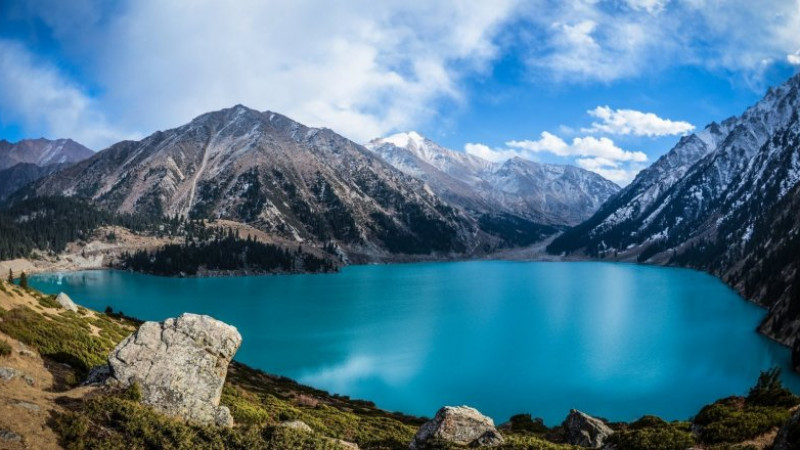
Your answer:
19;271;27;289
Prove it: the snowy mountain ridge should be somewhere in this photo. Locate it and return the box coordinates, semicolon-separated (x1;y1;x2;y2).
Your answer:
366;132;620;226
549;71;800;349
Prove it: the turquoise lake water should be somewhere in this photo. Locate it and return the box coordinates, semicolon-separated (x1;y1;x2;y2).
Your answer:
30;261;800;425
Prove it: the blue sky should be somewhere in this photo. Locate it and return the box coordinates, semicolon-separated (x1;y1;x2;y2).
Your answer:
1;1;798;184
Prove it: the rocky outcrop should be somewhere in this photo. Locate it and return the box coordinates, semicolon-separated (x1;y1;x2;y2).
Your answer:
774;409;800;450
0;366;35;386
106;313;242;426
55;292;78;312
562;409;614;448
409;406;504;449
279;420;314;433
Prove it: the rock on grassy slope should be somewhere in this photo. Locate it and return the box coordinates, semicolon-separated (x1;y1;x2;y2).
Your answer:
0;279;799;449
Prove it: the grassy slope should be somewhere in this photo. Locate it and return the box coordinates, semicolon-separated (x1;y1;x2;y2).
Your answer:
0;279;797;449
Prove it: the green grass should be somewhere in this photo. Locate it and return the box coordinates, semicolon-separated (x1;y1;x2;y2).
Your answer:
693;397;790;444
605;416;694;450
0;339;11;357
0;305;134;378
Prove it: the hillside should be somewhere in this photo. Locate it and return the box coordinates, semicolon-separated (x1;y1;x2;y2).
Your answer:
0;138;93;171
548;72;800;348
26;106;497;261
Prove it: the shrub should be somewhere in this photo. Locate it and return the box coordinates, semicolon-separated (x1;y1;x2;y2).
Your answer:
506;413;550;434
694;397;790;444
606;424;694;450
746;367;799;408
0;340;11;357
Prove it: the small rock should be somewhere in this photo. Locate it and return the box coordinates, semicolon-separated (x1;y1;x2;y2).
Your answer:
107;313;242;427
774;409;800;450
330;438;359;449
14;401;40;413
562;409;613;448
0;367;34;386
18;349;37;358
279;420;314;433
84;364;112;385
0;429;21;442
56;292;79;312
410;405;504;449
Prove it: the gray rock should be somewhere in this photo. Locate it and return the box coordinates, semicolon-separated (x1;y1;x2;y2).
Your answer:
279;420;314;433
55;292;78;312
0;367;34;386
409;405;504;449
107;313;242;426
83;364;112;385
14;401;40;413
774;409;800;450
331;438;359;449
562;409;613;448
0;429;21;442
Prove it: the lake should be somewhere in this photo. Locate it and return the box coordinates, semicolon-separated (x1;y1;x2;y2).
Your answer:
30;261;800;425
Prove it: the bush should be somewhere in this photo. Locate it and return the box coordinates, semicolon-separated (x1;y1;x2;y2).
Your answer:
746;367;799;408
0;340;11;357
606;422;694;450
506;413;550;434
694;397;790;444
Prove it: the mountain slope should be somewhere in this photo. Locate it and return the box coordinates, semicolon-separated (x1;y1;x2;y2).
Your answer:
29;106;482;259
0;138;93;171
366;132;620;226
548;72;800;346
0;162;71;200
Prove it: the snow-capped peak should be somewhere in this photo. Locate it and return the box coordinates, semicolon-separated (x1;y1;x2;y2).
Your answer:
376;131;426;150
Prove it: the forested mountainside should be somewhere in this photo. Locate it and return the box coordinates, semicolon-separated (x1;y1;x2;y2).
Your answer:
548;72;800;348
366;132;619;226
22;105;611;260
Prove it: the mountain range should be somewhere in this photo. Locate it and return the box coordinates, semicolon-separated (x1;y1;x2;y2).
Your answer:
22;106;619;260
0;138;94;200
549;72;800;349
366;131;619;226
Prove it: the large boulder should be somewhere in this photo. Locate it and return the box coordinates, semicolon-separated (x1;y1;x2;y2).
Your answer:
774;409;800;450
107;313;242;426
55;292;78;312
410;406;504;449
563;409;613;448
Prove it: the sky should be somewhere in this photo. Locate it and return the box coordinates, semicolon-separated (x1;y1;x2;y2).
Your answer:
0;1;799;185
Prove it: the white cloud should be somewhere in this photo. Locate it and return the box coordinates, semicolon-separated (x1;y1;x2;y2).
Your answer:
466;131;647;185
789;51;800;66
624;0;670;14
6;0;519;148
575;157;643;185
0;40;133;149
583;106;695;136
519;1;800;83
506;132;647;162
464;143;522;162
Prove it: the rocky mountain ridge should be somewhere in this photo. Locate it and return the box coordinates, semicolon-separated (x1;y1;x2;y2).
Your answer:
27;106;485;260
548;71;800;348
366;132;620;226
0;138;93;200
0;138;93;171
